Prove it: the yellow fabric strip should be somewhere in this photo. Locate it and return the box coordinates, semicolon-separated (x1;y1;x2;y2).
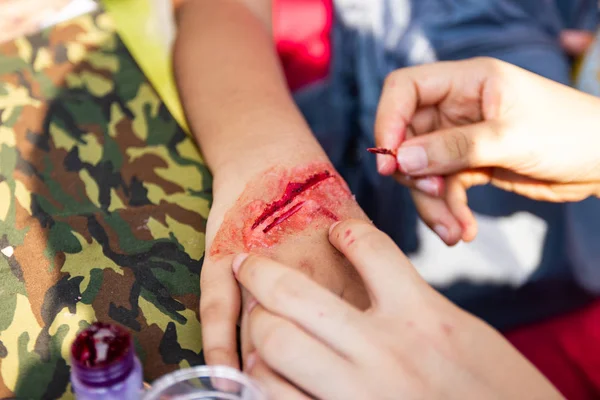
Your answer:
101;0;189;133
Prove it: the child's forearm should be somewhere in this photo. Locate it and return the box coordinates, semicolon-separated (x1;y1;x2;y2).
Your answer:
174;0;327;188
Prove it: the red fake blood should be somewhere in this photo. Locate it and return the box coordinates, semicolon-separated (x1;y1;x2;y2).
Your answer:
319;208;339;222
252;171;332;229
367;147;396;156
72;322;131;367
263;201;306;233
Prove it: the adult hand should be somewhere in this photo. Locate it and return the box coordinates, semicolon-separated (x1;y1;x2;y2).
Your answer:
374;57;600;245
233;219;561;399
560;30;595;57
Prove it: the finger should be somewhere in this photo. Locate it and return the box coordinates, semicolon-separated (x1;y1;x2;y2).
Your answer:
490;169;600;202
445;175;478;242
248;357;312;400
329;219;425;308
375;60;488;161
395;121;505;176
249;306;361;400
394;173;446;198
410;188;463;246
411;106;440;135
410;170;491;243
232;253;368;357
375;62;451;153
240;288;256;370
200;256;241;369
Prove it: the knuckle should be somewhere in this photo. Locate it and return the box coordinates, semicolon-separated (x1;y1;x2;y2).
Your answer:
443;129;471;161
203;346;233;364
200;300;227;324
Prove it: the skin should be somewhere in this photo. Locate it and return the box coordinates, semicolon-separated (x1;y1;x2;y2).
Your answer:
173;0;369;372
234;219;563;399
210;163;358;255
374;57;600;246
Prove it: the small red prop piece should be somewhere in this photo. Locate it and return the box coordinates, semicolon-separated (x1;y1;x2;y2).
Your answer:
367;147;396;156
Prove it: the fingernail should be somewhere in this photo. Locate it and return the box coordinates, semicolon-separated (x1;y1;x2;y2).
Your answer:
232;253;249;276
433;224;450;243
245;352;257;372
415;178;440;197
396;146;428;174
329;221;341;235
246;297;258;314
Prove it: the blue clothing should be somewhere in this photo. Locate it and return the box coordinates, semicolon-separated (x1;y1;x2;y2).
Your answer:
295;0;599;329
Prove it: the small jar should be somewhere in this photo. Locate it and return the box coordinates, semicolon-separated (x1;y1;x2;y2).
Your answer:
70;322;143;400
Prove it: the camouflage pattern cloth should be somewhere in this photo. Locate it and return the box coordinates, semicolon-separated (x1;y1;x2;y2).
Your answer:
0;10;211;399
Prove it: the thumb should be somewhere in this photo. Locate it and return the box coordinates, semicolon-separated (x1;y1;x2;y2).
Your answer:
560;30;594;57
395;121;505;176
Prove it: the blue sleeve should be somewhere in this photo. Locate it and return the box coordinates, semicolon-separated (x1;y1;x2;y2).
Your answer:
556;0;598;30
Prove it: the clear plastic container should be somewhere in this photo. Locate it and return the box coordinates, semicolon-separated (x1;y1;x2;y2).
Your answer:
142;365;266;400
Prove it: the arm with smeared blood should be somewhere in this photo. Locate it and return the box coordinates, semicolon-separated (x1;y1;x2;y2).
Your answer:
174;0;370;369
209;162;370;307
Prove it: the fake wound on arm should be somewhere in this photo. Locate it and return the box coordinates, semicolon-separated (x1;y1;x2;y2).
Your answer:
209;162;365;257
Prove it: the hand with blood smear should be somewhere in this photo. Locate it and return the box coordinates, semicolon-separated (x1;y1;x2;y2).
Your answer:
200;162;370;370
374;57;600;246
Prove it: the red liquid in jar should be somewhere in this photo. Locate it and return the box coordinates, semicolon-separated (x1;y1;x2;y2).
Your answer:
72;322;131;368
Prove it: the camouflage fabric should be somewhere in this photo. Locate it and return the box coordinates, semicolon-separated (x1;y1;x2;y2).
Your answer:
0;10;211;399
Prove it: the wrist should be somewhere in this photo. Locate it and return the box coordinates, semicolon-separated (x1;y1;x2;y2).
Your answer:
209;160;367;258
211;133;329;192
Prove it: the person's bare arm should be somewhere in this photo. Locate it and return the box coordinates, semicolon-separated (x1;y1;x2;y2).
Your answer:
173;0;369;371
174;0;327;192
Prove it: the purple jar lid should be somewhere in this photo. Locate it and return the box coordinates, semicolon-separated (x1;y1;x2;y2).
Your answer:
70;322;135;388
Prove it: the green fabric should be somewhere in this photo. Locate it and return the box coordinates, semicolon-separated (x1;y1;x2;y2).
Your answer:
0;10;210;399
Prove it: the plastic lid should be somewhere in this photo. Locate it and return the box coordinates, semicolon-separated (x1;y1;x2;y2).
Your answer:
143;365;266;400
70;322;135;388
